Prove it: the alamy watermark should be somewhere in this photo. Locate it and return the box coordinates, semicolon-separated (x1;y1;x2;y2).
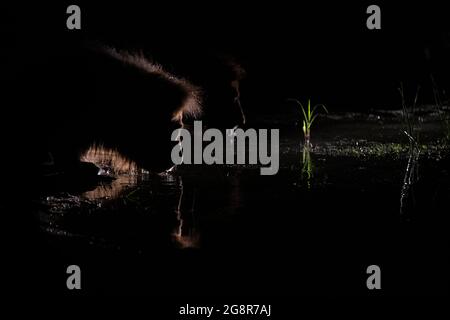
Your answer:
66;265;81;290
366;264;381;290
171;121;279;175
366;5;381;30
66;5;81;30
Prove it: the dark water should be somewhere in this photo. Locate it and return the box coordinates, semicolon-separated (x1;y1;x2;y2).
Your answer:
31;111;449;295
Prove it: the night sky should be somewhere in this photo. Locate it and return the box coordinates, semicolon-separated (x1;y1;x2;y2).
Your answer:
10;2;450;112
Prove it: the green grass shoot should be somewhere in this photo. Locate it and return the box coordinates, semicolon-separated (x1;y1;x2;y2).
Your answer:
289;99;328;147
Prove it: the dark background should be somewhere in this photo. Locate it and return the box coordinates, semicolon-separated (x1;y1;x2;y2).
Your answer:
9;1;450;113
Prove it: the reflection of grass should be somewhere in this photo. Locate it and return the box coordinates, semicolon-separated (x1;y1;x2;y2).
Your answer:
288;99;328;147
400;147;420;217
398;83;421;217
301;146;313;189
399;83;420;151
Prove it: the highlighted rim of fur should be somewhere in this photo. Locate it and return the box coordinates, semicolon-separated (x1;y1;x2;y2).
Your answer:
99;45;203;123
